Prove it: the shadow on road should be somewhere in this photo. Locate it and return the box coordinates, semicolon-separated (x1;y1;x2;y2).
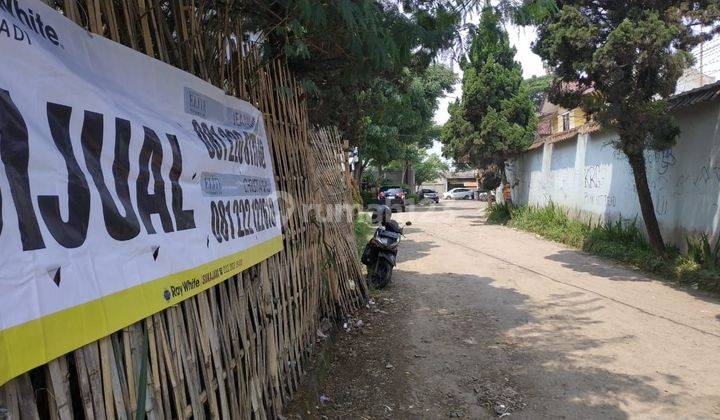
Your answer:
286;266;677;418
386;270;672;419
286;199;708;419
396;229;438;264
546;250;720;305
453;211;498;227
545;250;652;282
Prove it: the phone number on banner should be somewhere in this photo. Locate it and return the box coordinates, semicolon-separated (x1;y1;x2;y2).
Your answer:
209;197;278;242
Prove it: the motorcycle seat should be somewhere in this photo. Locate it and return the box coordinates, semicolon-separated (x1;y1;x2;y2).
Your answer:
377;229;401;240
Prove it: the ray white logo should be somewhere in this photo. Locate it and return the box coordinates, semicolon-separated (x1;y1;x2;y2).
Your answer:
0;0;60;47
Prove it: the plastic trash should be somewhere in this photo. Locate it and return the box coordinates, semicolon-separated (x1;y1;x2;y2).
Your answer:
494;404;507;416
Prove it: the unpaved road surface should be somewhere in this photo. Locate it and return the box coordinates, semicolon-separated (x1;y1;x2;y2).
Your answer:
286;200;720;419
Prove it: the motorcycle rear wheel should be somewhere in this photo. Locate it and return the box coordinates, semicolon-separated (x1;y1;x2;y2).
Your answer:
370;259;393;289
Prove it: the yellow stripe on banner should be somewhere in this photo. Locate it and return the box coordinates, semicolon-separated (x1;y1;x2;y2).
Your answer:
0;235;283;386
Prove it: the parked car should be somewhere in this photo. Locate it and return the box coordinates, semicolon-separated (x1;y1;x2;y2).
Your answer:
443;188;476;200
378;187;407;211
418;188;439;203
478;191;495;202
378;185;399;195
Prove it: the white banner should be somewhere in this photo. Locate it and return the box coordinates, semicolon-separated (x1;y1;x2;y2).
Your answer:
0;0;283;385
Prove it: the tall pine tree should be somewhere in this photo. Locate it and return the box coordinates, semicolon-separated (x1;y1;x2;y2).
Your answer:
441;2;537;192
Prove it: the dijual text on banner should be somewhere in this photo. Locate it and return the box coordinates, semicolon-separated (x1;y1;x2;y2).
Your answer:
0;0;283;385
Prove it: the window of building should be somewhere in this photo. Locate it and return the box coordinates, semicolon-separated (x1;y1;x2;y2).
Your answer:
561;112;571;131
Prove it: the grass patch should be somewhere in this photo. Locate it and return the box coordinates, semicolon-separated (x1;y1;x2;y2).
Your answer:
486;202;512;224
354;212;374;258
489;202;720;293
509;203;590;248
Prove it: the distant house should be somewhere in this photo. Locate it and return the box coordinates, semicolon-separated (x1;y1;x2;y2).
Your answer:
420;170;479;194
529;87;599;154
420;177;447;194
529;67;715;153
445;170;478;190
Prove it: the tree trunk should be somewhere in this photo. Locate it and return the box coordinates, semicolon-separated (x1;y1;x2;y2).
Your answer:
353;160;366;186
500;164;513;207
376;165;383;192
627;151;666;255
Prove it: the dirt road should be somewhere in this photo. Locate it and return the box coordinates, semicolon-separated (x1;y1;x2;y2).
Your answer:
286;200;720;419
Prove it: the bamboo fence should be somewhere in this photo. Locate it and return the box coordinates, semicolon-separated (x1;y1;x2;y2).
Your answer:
310;127;367;315
0;1;366;418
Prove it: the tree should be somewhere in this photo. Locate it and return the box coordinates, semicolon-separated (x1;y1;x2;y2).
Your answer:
243;1;460;140
525;0;720;255
355;63;456;184
439;99;475;168
440;2;537;188
238;1;465;192
523;74;551;110
415;152;450;187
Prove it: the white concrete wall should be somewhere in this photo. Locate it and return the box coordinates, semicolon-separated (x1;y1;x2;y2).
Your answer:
508;100;720;246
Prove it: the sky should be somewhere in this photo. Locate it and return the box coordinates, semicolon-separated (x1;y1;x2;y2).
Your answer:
429;16;545;160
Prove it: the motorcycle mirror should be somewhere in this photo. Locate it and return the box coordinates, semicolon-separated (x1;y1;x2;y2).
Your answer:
405;221;412;226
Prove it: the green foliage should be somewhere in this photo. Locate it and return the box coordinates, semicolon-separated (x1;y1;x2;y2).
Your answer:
360;191;379;207
583;219;667;272
440;3;537;171
481;170;501;191
414;152;449;186
359;64;456;169
497;203;720;293
439;100;476;169
354;212;375;258
522;74;551;110
509;203;590;248
250;1;460;145
532;5;699;153
466;2;519;70
486;202;511;224
686;234;720;271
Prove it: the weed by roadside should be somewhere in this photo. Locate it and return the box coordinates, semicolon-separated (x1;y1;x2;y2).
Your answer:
509;203;590;248
679;234;720;291
486;202;512;224
354;212;374;258
486;203;720;293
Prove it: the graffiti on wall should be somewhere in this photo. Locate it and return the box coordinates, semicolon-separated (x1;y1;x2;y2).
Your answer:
584;164;603;189
648;149;677;175
521;137;720;221
584;192;617;208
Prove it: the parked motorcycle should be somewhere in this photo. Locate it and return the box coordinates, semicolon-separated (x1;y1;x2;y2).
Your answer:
361;206;411;289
